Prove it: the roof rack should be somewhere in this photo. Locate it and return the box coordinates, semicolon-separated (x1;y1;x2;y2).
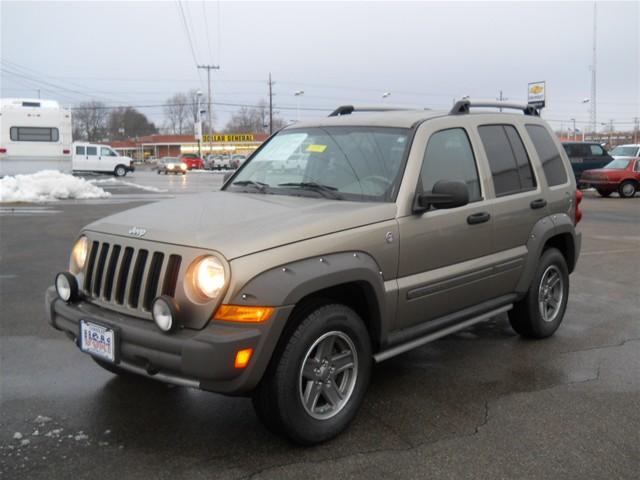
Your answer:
450;99;540;116
328;105;424;117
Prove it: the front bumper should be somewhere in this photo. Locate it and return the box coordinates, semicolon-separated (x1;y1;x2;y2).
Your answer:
45;286;292;394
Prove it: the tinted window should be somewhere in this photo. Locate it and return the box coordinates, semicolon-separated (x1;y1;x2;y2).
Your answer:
86;146;97;155
75;145;85;155
10;127;59;142
478;125;536;196
590;144;604;156
419;128;481;202
526;125;568;186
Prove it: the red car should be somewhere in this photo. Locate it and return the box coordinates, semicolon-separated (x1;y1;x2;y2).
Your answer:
178;154;205;170
581;158;640;198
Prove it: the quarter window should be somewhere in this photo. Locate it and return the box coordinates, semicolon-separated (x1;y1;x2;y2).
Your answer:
478;125;537;196
525;125;568;187
10;127;59;142
419;128;481;202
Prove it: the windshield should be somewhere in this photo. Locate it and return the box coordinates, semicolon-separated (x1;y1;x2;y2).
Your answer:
162;158;178;164
604;159;631;169
226;127;411;202
609;146;638;157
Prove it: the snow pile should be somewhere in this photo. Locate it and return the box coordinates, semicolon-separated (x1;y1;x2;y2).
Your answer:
0;170;111;203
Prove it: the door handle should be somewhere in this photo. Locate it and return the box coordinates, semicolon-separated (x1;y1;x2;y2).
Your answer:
530;198;547;210
467;212;491;225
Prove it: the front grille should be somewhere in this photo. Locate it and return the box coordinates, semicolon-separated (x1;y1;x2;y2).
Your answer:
83;240;180;314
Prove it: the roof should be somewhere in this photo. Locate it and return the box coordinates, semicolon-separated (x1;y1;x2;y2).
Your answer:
290;109;447;129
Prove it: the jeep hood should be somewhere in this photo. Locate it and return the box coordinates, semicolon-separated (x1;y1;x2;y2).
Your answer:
85;191;397;260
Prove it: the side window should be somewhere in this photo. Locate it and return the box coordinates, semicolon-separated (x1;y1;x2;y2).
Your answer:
86;146;97;156
419;128;481;202
478;124;536;196
577;144;591;157
634;161;640;173
75;145;85;155
590;144;604;156
101;147;115;156
525;124;568;187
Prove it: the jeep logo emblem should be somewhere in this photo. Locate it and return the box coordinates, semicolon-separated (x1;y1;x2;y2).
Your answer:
128;226;146;237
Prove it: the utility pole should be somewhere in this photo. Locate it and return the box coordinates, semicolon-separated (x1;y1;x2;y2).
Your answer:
571;118;576;141
590;1;597;135
268;73;274;135
497;90;507;112
197;64;219;153
634;117;639;144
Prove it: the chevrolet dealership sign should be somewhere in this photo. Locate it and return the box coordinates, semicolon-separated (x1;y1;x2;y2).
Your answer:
527;81;546;108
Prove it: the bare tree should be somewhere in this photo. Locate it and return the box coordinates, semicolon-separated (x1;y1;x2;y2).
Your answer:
224;100;286;133
106;107;157;140
163;93;189;134
73;101;108;141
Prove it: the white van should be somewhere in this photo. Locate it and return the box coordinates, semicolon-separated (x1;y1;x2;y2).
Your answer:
72;143;134;177
0;98;73;176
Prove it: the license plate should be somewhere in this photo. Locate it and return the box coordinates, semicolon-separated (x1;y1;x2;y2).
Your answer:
79;320;116;363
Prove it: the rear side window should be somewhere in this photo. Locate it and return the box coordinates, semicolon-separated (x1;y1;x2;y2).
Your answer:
419;128;481;202
590;144;604;156
478;125;536;196
86;146;97;155
10;127;59;142
525;125;568;187
75;145;85;155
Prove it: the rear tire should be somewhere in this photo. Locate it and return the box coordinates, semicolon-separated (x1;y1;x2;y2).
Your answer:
252;303;371;445
509;248;569;339
596;189;612;197
618;180;637;198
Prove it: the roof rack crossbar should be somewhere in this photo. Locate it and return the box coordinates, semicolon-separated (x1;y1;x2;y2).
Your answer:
328;105;423;117
450;100;540;116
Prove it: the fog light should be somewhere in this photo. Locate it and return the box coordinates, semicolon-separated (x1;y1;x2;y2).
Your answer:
55;272;78;302
234;348;253;369
152;295;179;332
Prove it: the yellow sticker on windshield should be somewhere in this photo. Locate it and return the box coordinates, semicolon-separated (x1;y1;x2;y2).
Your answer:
306;144;327;153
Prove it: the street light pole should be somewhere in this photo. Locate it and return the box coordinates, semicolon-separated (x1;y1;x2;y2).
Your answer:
294;90;304;121
571;118;576;141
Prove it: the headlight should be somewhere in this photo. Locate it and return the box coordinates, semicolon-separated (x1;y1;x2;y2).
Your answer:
180;163;187;170
71;236;89;273
167;163;175;169
192;256;226;299
55;272;78;302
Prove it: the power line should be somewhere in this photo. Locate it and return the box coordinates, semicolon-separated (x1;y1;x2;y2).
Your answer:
202;0;214;64
176;1;200;68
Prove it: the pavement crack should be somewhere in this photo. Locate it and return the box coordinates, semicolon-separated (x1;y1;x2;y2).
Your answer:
474;401;490;435
561;337;640;355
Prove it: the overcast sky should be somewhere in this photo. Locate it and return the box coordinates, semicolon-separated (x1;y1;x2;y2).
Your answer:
1;0;638;132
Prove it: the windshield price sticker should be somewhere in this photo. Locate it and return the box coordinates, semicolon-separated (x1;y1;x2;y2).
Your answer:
255;133;308;162
306;144;327;153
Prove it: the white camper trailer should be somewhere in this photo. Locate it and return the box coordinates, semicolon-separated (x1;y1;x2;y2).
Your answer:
0;98;73;176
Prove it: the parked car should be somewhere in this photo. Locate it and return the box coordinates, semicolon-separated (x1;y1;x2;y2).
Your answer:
72;143;135;177
581;158;640;198
561;141;613;186
46;100;582;445
206;154;231;170
156;157;187;175
229;154;247;169
178;153;205;170
609;144;640;161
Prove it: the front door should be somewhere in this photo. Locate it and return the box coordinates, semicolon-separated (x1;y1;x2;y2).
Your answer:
396;126;496;329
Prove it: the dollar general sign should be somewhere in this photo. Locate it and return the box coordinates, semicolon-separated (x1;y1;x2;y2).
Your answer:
203;134;255;142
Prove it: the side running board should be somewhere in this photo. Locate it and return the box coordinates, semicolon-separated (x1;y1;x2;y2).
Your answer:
373;304;512;362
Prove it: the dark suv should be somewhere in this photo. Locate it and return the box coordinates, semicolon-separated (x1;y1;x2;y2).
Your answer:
561;141;613;186
46;100;582;444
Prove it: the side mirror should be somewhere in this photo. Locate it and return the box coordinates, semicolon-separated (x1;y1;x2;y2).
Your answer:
414;180;469;212
223;171;234;183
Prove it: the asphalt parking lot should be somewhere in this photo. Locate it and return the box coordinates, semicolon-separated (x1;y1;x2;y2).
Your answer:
1;174;638;479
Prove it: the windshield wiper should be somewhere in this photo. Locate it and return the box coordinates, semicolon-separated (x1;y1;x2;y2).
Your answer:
232;180;269;193
277;182;343;200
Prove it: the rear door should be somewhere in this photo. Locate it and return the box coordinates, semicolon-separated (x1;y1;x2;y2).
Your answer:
584;144;611;172
475;122;544;295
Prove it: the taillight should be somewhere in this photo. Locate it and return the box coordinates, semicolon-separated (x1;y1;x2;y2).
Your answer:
575;189;583;224
0;148;6;153
63;149;70;154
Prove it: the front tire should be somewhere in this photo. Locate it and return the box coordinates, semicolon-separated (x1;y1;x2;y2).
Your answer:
618;180;637;198
252;303;371;445
509;248;569;339
114;165;127;177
